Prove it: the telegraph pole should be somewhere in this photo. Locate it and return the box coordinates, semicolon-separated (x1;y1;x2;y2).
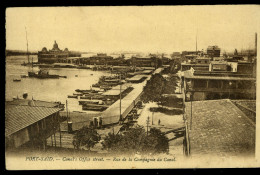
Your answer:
146;116;150;136
190;94;192;130
152;112;154;125
119;74;122;121
66;100;69;125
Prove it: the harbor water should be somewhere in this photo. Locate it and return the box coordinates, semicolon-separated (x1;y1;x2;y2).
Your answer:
5;55;111;112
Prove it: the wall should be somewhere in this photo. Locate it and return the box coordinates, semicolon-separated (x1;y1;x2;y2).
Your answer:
12;128;30;148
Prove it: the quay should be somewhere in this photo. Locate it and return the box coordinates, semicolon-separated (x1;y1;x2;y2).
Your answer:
100;67;164;125
58;67;164;131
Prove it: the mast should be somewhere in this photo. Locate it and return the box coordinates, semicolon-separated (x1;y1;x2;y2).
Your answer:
196;29;198;54
25;27;30;63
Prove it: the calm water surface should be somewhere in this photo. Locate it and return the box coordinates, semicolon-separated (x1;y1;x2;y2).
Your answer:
5;55;111;112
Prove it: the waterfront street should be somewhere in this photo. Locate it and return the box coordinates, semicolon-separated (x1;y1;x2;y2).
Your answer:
137;102;184;158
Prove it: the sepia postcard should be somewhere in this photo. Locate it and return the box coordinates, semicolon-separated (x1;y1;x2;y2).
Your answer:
5;5;260;169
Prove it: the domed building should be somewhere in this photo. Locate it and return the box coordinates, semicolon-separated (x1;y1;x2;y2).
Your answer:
38;41;81;64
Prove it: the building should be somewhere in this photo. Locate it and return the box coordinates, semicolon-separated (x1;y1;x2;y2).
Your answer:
207;46;221;57
195;57;211;64
130;56;159;68
181;51;198;57
79;53;114;65
182;70;256;101
183;99;255;158
38;41;81;64
209;61;228;71
5;103;63;151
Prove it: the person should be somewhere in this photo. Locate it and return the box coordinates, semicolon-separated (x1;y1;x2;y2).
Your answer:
158;119;161;125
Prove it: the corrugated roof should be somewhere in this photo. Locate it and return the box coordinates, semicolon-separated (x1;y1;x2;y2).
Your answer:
5;105;62;136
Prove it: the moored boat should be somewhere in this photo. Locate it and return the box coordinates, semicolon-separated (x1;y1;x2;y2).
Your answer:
13;78;21;82
68;95;78;98
28;70;62;79
82;104;107;111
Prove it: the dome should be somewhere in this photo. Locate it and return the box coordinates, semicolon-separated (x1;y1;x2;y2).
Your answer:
42;47;48;52
52;40;60;51
64;48;69;52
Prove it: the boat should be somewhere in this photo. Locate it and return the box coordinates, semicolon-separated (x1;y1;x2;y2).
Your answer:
80;95;92;99
100;85;112;91
92;83;100;88
82;104;107;111
20;75;28;78
28;70;60;79
13;78;21;82
78;100;101;105
68;95;78;98
73;92;83;96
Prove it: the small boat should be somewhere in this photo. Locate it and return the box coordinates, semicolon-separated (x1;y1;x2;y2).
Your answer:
67;95;78;98
13;78;21;82
75;75;78;77
79;100;101;105
100;85;112;90
90;74;93;76
92;84;100;88
80;96;91;99
20;75;28;78
73;92;83;96
82;104;107;111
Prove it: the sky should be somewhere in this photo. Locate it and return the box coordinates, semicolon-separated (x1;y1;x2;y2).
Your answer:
5;5;260;54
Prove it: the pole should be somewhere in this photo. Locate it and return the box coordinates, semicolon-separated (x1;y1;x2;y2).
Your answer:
146;116;150;136
66;100;69;125
190;94;192;130
152;112;154;125
58;113;62;147
119;74;122;121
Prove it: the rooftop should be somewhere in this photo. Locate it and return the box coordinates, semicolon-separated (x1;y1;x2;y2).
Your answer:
5;104;62;136
185;99;255;158
6;99;61;108
211;61;227;64
184;70;256;81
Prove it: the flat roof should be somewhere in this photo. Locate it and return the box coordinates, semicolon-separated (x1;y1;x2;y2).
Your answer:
5;104;62;136
184;72;255;81
185;99;255;158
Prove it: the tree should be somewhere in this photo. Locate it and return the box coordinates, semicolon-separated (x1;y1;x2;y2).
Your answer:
163;75;179;94
141;73;166;104
72;126;101;151
101;125;169;155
